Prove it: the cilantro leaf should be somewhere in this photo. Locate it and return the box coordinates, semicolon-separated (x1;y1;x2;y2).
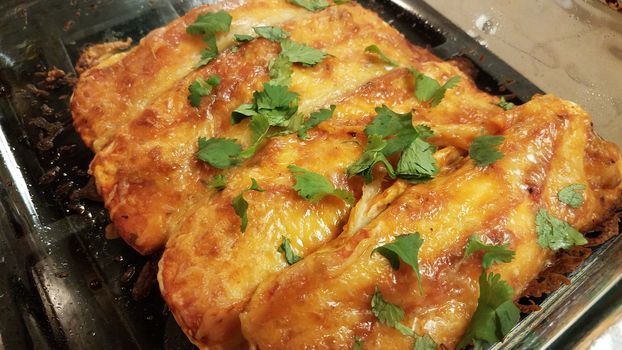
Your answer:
457;272;520;350
371;286;413;337
364;45;398;67
410;68;460;106
231;103;258;123
395;138;438;183
365;105;412;138
347;135;395;183
268;55;293;86
373;233;423;291
287;0;330;12
232;178;265;233
234;34;254;42
557;183;586;209
196;36;219;67
288;165;353;204
232;193;249;232
186;11;232;35
278;236;302;265
334;0;351;3
495;97;515;111
207;174;226;191
371;286;405;328
254;26;290;42
255;83;300;126
535;208;587;250
187;11;232;67
249;178;265;192
352;337;363;350
364;105;433;157
188;75;221;107
231;82;299;126
239;114;270;159
413;334;437;350
280;39;328;67
196;137;242;169
464;235;515;269
469;135;504;166
297;105;335;139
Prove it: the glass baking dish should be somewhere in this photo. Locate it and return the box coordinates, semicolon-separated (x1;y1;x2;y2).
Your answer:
0;0;619;349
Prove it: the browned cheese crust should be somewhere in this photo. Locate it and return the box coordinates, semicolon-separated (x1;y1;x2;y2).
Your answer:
70;0;622;349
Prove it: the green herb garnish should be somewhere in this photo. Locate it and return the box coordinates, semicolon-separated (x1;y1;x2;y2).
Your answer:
364;45;398;67
464;235;515;269
288;165;353;204
287;0;330;12
280;39;328;67
196;137;242;168
557;184;586;209
187;11;232;67
410;68;460;106
495;97;515;111
278;236;302;265
535;208;587;250
457;272;520;350
373;233;423;291
188;75;221;107
234;34;254;42
469;135;504;166
297;105;336;139
232;178;265;233
254;26;290;42
207;174;226;191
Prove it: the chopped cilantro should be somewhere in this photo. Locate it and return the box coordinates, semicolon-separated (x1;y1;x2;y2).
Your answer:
196;36;219;67
495;97;515;111
196;137;242;169
413;335;437;350
464;235;515;269
334;0;351;3
350;105;437;183
232;178;265;233
373;233;423;291
457;272;520;350
297;105;336;139
352;337;363;350
410;68;460;107
287;0;330;12
188;75;221;107
395;138;438;183
557;183;586;208
278;236;302;265
254;26;290;42
469;135;504;166
371;286;413;337
288;165;353;204
364;45;398;67
187;11;232;67
535;209;587;250
347;135;395;183
234;34;254;42
365;105;432;156
280;39;328;67
186;11;232;35
231;82;299;126
364;105;412;138
207;174;226;191
239;114;270;159
268;55;293;86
